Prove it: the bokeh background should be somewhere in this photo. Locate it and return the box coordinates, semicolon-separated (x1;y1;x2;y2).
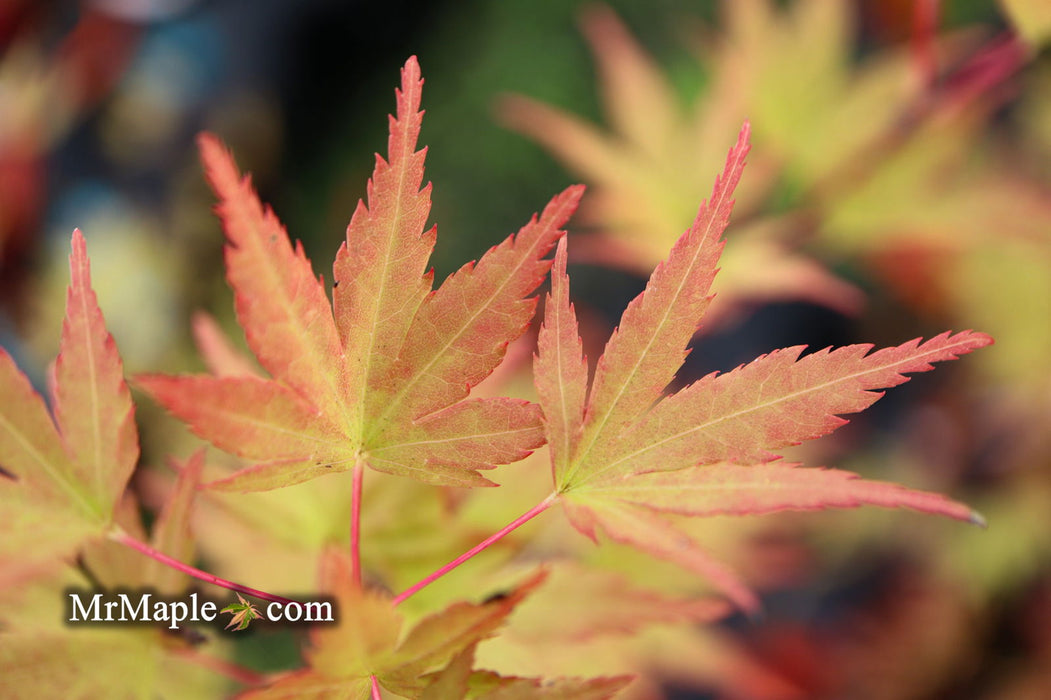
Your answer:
1;0;1050;698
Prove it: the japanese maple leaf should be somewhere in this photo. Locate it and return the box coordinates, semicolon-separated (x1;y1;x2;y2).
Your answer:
139;57;582;492
420;643;630;700
489;563;728;645
222;592;261;631
533;123;992;612
241;551;626;699
499;4;863;321
0;229;138;585
0;451;232;699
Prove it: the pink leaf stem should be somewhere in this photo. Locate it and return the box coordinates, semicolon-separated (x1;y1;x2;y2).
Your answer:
110;529;298;606
391;492;557;606
351;460;364;588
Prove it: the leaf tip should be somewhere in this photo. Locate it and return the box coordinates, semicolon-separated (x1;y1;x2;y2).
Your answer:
728;584;762;618
398;55;424;108
971;330;995;348
562;182;587;208
738;119;752;143
196;130;221;152
70;227;86;251
196;131;241;195
553;234;569;272
403;54;421;78
196;131;229;172
68;228;91;289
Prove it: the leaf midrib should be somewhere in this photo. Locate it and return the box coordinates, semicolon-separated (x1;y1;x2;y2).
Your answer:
72;271;106;504
582;338;976;486
373;423;539;453
372;198;574;434
563;173;736;489
0;411;99;519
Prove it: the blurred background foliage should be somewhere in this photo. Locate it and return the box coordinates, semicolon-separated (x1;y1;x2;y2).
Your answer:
2;0;1050;698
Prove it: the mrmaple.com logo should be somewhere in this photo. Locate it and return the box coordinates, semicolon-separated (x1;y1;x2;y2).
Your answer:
65;589;335;630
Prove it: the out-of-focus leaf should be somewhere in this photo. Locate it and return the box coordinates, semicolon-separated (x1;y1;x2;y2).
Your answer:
0;229;138;585
241;551;553;699
499;3;859;321
1000;0;1051;48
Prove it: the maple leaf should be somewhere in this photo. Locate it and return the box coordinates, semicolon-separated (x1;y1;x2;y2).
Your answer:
0;228;138;585
144;450;206;593
499;3;863;322
81;449;205;594
239;551;610;699
493;563;728;645
0;450;238;698
0;596;230;700
222;592;262;631
190;311;260;378
421;643;631;700
534;123;992;612
138;57;583;492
